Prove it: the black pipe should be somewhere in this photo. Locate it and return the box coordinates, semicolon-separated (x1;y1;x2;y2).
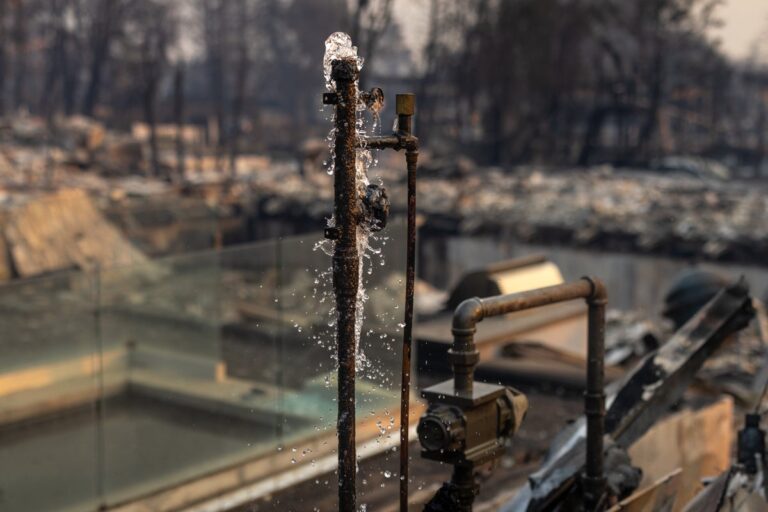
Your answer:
451;277;608;510
330;57;361;512
584;288;607;510
397;93;418;512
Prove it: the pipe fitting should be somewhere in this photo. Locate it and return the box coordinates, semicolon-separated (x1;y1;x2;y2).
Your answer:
360;183;389;231
452;297;485;333
583;275;608;305
418;405;466;452
499;388;529;436
330;58;359;84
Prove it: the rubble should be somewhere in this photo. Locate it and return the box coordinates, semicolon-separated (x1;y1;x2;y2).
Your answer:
1;112;767;275
2;188;148;278
249;164;768;266
604;302;768;406
604;310;663;366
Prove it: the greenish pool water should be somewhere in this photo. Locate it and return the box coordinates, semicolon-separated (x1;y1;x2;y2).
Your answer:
0;395;277;512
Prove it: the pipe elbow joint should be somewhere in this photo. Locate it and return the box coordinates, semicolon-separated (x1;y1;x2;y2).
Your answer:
582;276;607;305
404;135;419;152
452;297;485;332
395;133;419;152
330;58;359;82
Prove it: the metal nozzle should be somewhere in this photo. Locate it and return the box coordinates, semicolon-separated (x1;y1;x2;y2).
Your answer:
396;93;415;116
396;94;415;135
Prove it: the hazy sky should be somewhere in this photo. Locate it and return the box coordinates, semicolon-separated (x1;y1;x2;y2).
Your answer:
393;0;768;65
716;0;768;61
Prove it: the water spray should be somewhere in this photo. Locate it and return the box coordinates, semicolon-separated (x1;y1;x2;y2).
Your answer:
322;32;418;512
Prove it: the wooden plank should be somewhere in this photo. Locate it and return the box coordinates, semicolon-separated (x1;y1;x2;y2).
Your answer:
609;468;682;512
628;397;734;511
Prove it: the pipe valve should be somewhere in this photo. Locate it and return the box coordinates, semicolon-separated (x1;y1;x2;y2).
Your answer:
419;382;528;466
360;183;390;232
418;405;465;452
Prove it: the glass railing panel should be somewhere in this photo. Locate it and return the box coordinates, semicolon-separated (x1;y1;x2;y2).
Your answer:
0;271;101;512
0;221;409;511
356;221;407;508
95;238;290;507
96;250;241;507
270;221;407;509
103;197;221;257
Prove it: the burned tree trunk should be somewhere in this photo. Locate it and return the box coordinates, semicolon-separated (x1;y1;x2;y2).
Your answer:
136;0;171;178
0;0;7;116
228;0;249;178
200;0;228;170
82;0;118;117
174;64;186;182
12;0;27;111
143;79;160;177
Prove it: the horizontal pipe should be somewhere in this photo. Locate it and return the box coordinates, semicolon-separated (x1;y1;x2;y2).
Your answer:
359;134;418;151
452;279;601;332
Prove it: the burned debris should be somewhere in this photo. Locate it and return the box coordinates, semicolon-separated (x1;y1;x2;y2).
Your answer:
3;4;768;511
504;281;755;511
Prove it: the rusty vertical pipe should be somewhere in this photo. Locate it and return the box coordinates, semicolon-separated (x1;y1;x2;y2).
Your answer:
331;58;360;512
583;279;607;511
398;93;418;512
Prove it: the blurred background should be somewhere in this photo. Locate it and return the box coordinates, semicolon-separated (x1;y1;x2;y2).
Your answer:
2;0;768;172
1;1;768;511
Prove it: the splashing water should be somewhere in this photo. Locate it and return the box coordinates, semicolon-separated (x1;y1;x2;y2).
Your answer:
310;32;385;373
308;37;396;486
323;32;364;92
323;32;364;177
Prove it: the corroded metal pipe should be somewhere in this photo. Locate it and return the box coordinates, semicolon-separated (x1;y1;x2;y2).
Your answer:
359;92;418;153
326;61;419;510
330;57;360;512
397;93;419;512
451;277;608;510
